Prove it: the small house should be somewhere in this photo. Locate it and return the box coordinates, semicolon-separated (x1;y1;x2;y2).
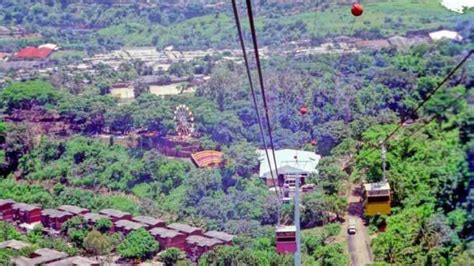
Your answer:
149;227;186;250
58;205;89;215
114;220;145;235
132;216;166;229
0;199;15;222
99;209;132;222
167;223;203;236
12;203;42;224
41;209;73;230
203;231;234;245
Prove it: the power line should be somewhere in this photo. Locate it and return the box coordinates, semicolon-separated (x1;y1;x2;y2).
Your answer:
244;0;301;264
351;49;473;168
230;0;281;201
244;0;282;185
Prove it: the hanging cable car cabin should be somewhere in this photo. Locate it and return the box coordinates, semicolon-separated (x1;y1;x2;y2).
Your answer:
276;225;297;254
363;181;391;216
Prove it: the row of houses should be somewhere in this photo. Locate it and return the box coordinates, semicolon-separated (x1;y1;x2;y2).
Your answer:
0;199;234;260
0;239;99;266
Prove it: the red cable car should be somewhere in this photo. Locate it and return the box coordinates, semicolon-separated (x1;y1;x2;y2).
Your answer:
351;3;364;16
299;106;308;115
276;225;297;253
310;140;317;146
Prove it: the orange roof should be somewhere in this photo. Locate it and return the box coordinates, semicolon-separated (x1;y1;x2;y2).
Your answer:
16;47;53;59
191;150;224;168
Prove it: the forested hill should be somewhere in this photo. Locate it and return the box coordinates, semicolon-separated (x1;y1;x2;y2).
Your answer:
0;0;473;265
0;0;473;52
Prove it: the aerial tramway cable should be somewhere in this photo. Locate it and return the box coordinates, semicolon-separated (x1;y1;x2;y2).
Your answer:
356;49;473;161
230;0;282;201
244;0;282;187
244;0;303;264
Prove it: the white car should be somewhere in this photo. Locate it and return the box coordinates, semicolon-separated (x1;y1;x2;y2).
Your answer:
348;219;357;234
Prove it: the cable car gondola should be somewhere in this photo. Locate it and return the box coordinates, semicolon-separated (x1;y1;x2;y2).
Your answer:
276;225;297;254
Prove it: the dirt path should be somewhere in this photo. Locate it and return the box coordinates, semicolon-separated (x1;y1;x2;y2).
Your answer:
343;184;373;266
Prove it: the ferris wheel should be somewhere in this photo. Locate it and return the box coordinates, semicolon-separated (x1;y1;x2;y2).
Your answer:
173;104;195;138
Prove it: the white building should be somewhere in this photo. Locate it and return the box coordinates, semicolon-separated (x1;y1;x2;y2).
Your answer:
429;30;463;42
258;149;321;187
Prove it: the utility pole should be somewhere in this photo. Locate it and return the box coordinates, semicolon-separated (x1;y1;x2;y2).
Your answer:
381;143;387;182
294;155;301;266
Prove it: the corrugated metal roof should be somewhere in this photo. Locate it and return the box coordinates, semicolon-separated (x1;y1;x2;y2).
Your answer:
258;149;320;178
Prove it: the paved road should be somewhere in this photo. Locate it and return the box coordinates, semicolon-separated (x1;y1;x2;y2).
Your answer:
345;185;373;266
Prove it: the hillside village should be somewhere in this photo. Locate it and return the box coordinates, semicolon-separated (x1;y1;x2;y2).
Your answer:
0;0;473;265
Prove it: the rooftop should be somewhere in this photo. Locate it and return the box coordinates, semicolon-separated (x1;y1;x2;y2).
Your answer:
364;181;390;191
82;213;110;222
16;47;53;59
41;209;72;218
13;248;68;266
276;225;296;233
45;256;99;266
99;209;131;218
58;205;88;215
167;223;202;234
115;220;145;231
203;231;234;242
12;203;41;212
364;181;391;196
150;227;184;238
132;216;164;226
429;30;463;41
0;199;15;206
0;240;31;250
258;149;321;178
186;235;223;247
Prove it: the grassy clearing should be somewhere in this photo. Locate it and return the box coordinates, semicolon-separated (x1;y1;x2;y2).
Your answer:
96;0;474;48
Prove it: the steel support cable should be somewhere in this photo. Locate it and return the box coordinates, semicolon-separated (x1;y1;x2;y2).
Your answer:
245;0;282;185
403;88;471;141
349;49;473;167
230;0;281;200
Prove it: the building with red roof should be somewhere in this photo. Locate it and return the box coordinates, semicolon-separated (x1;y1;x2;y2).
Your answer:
15;47;53;60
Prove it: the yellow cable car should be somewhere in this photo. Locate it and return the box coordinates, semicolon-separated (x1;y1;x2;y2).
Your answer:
363;181;391;216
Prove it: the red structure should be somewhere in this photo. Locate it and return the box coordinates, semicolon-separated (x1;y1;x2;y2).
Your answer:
185;235;223;259
351;3;364;16
114;220;145;235
191;150;224;168
0;199;15;222
99;209;132;222
132;216;166;229
167;223;203;236
149;227;187;250
299;106;308;115
276;225;297;254
58;205;89;216
12;203;42;224
41;209;73;231
15;47;53;60
203;231;234;245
